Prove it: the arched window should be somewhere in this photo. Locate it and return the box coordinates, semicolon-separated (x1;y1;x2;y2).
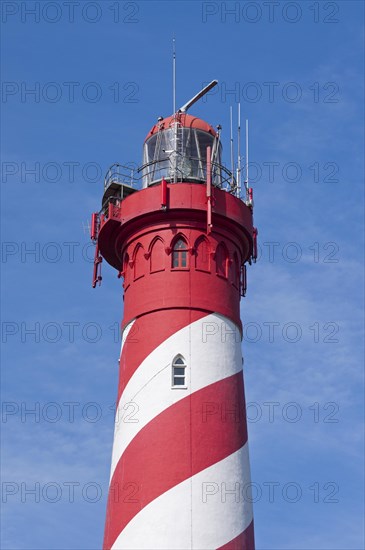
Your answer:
195;237;210;272
215;242;229;278
150;238;165;273
133;244;145;280
172;355;186;387
172;238;188;269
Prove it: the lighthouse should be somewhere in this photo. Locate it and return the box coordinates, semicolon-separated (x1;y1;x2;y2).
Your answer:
91;81;257;550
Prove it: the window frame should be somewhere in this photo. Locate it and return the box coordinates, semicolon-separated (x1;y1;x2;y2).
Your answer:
171;355;187;389
171;237;189;270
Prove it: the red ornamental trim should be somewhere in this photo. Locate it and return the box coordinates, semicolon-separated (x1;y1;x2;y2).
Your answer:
148;236;165;252
98;184;253;273
104;371;248;550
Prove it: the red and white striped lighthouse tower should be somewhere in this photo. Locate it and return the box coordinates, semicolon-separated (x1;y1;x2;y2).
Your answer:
91;81;257;550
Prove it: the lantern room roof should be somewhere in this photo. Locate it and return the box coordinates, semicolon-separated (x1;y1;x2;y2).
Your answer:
145;113;217;142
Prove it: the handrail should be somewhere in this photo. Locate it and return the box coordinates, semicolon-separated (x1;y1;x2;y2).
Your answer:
137;157;237;194
103;157;240;197
104;163;137;191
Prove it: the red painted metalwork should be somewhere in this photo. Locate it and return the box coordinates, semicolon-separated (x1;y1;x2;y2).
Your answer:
92;243;102;288
161;177;167;209
90;212;98;241
90;212;103;288
92;244;103;288
248;187;254;206
252;226;258;262
206;145;212;234
241;264;247;297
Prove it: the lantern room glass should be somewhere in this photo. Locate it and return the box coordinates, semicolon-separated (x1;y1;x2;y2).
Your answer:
142;128;222;187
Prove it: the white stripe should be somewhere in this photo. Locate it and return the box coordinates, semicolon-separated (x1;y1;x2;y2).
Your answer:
109;313;242;481
111;444;253;550
119;319;135;359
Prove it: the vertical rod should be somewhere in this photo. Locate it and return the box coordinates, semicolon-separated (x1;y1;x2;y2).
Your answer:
237;103;241;198
245;119;249;199
246;119;249;185
173;37;176;113
230;106;234;187
172;37;177;181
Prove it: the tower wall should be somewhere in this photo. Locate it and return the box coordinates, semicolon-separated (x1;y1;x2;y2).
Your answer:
98;182;255;549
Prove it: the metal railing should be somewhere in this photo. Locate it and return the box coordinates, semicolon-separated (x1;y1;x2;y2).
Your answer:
104;163;137;191
138;157;237;195
103;158;239;196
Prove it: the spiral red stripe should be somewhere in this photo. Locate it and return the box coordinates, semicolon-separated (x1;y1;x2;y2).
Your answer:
104;371;247;550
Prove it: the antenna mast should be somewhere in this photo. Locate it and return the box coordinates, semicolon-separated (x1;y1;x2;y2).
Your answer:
244;119;249;200
173;37;176;113
237;103;241;198
230;106;234;188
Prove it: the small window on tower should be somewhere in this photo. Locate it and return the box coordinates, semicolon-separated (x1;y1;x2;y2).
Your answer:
172;355;187;388
172;238;188;269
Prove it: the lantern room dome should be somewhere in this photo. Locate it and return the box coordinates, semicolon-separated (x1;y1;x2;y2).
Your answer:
145;113;217;142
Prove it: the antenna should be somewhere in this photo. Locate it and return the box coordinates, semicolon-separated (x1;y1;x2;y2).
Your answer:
230;106;234;187
82;220;91;235
237;103;241;198
178;80;218;113
172;37;176;114
244;119;249;198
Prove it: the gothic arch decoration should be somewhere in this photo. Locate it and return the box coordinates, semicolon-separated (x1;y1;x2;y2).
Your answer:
149;237;165;273
122;250;129;277
133;243;145;280
194;236;210;272
123;251;129;271
171;234;189;269
215;241;229;278
120;250;130;290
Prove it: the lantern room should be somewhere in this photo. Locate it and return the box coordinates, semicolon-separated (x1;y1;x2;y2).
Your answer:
141;113;223;187
99;81;249;217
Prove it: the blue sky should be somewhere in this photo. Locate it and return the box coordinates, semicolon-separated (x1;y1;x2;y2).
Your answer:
1;1;364;548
